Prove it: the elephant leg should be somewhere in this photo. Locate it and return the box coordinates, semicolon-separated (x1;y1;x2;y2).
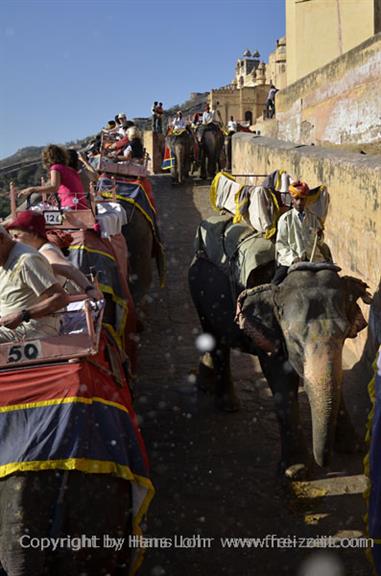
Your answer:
171;164;178;184
197;352;216;394
218;146;226;172
259;354;309;478
207;153;216;179
0;471;65;576
184;152;190;179
53;472;132;575
213;344;240;412
122;220;153;305
189;257;241;412
200;147;207;179
176;148;183;184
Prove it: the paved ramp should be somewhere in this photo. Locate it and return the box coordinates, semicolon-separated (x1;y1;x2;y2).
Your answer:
136;175;371;576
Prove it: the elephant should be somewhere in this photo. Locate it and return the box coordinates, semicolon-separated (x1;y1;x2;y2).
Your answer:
121;205;154;305
95;174;163;308
189;251;371;476
167;131;193;185
198;126;225;180
0;329;153;576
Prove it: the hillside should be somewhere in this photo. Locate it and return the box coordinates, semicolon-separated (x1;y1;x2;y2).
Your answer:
0;92;208;205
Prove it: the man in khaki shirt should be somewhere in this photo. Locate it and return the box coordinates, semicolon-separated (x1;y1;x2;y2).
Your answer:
272;181;324;285
0;225;68;343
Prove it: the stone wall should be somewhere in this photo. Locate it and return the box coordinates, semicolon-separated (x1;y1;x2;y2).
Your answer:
232;133;381;357
276;33;381;145
286;0;377;85
143;131;165;174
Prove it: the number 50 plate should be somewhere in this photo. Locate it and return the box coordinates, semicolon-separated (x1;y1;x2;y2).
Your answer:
6;341;42;364
44;211;63;225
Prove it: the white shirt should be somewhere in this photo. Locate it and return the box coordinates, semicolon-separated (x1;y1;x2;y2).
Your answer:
39;242;66;286
172;117;186;130
228;120;237;132
276;208;323;266
267;87;277;101
202;110;217;125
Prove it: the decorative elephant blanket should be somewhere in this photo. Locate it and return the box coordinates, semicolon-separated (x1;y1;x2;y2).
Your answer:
162;143;175;170
68;228;138;371
210;172;280;239
195;214;275;293
97;176;166;288
0;333;154;574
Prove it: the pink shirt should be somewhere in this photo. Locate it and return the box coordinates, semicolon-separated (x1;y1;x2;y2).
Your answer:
50;164;88;210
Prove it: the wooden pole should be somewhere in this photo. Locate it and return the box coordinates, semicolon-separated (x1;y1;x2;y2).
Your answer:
9;181;17;219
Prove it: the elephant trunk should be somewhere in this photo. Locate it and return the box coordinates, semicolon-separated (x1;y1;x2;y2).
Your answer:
303;338;343;467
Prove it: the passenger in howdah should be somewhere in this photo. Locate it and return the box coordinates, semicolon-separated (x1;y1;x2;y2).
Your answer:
19;144;88;210
0;225;68;343
103;120;118;133
197;103;223;143
113;127;144;163
67;148;91;196
171;111;186;131
116;112;135;136
272;180;326;285
6;212;102;301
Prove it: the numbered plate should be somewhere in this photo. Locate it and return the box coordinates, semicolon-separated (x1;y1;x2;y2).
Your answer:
43;211;63;226
7;340;42;364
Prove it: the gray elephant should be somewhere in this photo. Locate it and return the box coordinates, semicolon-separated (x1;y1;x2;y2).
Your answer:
197;127;225;179
0;335;154;575
122;205;154;305
96;176;165;307
167;131;193;185
189;244;371;476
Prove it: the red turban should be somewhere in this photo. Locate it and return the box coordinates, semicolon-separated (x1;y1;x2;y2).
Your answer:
289;181;310;198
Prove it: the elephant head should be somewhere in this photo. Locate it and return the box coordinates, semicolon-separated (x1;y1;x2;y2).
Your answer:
170;131;193;184
236;265;371;467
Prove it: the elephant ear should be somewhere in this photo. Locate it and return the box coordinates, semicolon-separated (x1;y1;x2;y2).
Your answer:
342;276;373;339
235;284;283;355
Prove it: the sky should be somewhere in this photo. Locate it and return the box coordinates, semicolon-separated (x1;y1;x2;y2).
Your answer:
0;0;285;159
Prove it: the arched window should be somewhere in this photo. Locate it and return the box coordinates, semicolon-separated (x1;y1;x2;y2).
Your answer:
244;110;253;124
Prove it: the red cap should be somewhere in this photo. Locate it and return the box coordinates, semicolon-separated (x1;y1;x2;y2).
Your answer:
6;211;47;240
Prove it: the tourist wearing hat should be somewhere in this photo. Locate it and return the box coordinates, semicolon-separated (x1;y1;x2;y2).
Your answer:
272;181;325;285
18;145;88;210
103;120;118;133
7;212;101;300
116;113;135;137
0;224;68;343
